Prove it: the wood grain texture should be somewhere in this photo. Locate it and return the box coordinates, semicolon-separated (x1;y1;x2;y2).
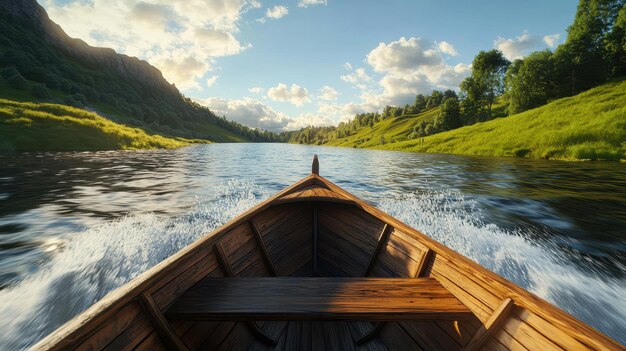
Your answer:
463;298;515;351
138;293;188;351
166;277;472;321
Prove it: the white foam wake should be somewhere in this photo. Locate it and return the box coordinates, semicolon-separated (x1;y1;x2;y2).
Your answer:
0;180;267;350
379;189;626;345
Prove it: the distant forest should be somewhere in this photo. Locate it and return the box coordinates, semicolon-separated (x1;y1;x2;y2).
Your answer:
289;0;626;145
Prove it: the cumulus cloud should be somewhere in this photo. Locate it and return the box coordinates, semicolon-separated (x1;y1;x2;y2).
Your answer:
196;97;334;131
337;36;472;110
197;97;292;131
318;86;339;101
543;33;561;48
265;5;288;19
298;0;328;8
42;0;257;90
267;83;311;106
285;113;335;130
206;75;219;87
367;37;443;74
437;41;459;56
248;86;264;94
340;68;371;84
494;32;556;60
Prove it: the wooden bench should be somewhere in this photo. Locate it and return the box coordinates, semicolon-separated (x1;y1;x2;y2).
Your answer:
165;277;472;321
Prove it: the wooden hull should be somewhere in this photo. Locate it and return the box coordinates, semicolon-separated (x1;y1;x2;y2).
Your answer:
30;167;624;350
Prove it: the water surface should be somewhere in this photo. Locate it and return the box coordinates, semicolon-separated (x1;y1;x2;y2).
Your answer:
0;143;625;348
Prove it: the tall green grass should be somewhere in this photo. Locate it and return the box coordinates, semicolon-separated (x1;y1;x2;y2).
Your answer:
0;99;192;151
374;80;626;161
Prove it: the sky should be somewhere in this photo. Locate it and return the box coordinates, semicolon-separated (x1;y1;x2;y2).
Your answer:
40;0;578;131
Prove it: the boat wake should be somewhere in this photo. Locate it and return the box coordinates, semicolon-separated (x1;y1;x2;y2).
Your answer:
0;183;624;349
0;181;269;350
379;190;626;345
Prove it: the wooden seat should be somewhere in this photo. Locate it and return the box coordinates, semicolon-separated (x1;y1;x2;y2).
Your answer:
165;277;472;321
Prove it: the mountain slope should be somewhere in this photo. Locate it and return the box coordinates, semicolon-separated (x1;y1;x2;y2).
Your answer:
0;99;191;150
0;0;276;144
376;80;626;161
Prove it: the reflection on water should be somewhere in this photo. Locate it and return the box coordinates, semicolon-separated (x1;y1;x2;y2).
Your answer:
0;143;625;348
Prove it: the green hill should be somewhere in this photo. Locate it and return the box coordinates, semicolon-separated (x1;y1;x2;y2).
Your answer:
0;0;278;144
326;107;440;147
0;99;192;151
376;80;626;161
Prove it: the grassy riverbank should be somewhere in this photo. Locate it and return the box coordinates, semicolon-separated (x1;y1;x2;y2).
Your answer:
373;80;626;161
0;99;194;151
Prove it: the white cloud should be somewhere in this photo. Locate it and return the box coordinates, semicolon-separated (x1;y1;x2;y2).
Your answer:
248;86;264;94
343;62;352;70
42;0;256;90
340;68;371;84
367;37;443;74
543;33;561;48
265;5;288;19
494;32;550;60
437;41;459;56
206;75;219;87
285;113;335;130
341;36;472;109
267;83;311;106
298;0;327;8
318;86;339;101
197;97;292;131
196;97;334;131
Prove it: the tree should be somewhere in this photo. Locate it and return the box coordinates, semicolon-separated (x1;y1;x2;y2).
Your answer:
434;97;462;131
459;76;484;123
554;0;625;95
413;94;426;112
604;5;626;77
471;50;510;118
426;90;443;108
505;50;556;114
32;83;51;99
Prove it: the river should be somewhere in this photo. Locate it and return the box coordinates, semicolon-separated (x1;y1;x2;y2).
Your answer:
0;143;625;349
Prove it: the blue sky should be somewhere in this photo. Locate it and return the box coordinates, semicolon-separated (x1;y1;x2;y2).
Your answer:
41;0;577;131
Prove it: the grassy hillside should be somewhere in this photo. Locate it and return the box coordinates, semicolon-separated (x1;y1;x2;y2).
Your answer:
0;99;193;151
0;3;279;143
376;80;626;161
326;107;440;147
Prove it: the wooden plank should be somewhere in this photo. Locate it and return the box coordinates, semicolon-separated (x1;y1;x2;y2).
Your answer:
399;321;463;351
313;206;318;275
414;248;433;278
131;331;167;351
138;293;188;351
250;219;278;276
166;277;472;321
378;322;425;351
214;242;234;277
514;308;588;350
363;224;390;277
76;302;142;351
463;298;515;351
213;240;277;346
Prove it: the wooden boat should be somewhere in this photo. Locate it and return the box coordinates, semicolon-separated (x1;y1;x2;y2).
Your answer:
31;156;624;351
